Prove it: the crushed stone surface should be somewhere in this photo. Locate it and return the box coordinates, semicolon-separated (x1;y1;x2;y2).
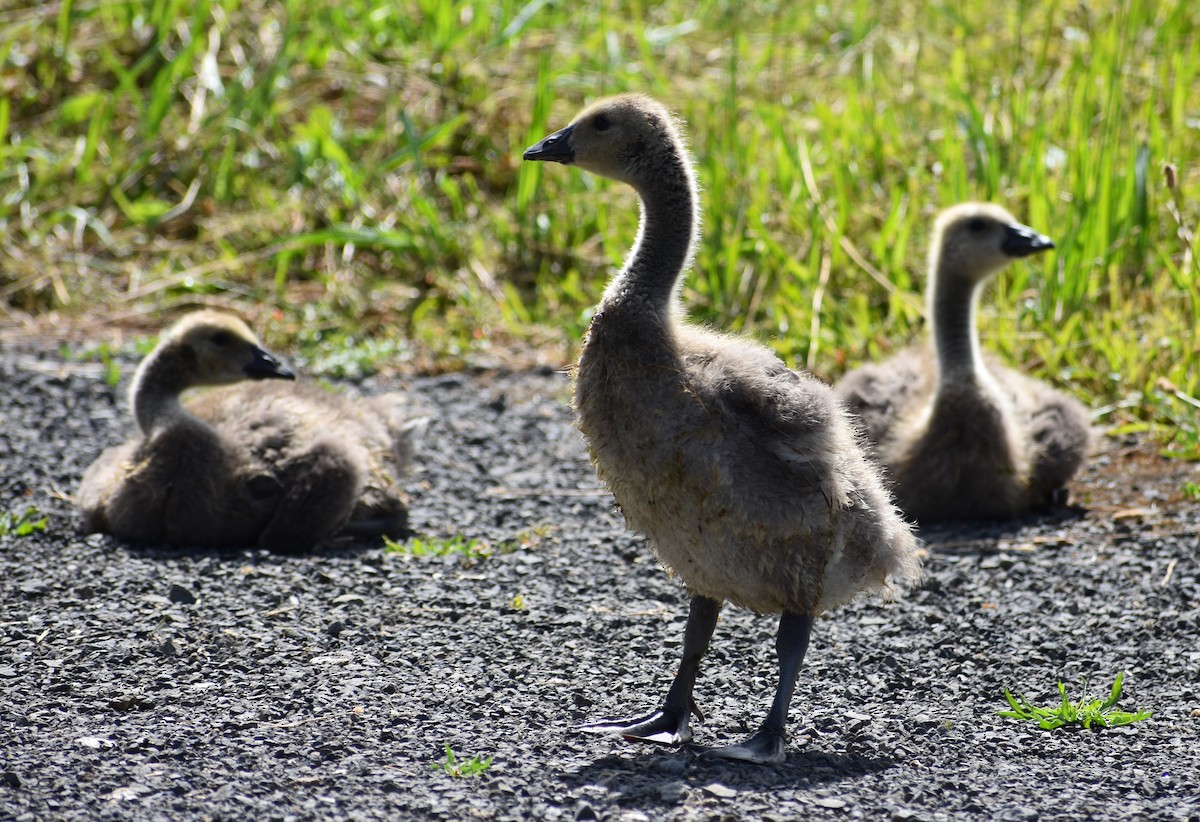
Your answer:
1;348;1198;821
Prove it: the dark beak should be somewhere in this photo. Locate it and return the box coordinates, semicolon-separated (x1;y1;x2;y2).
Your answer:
1002;223;1055;258
244;346;295;381
523;123;575;164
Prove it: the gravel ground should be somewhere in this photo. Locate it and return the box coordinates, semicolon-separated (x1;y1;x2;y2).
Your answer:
2;345;1199;821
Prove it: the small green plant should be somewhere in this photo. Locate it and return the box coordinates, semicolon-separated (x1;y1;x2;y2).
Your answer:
101;355;121;388
386;525;555;565
1151;388;1200;461
299;334;415;379
999;672;1152;731
1183;481;1200;501
433;744;492;778
498;522;556;553
0;507;49;538
384;534;491;563
60;342;123;387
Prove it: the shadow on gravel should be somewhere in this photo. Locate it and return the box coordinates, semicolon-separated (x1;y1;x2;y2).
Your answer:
561;746;893;804
917;504;1088;555
113;537;386;564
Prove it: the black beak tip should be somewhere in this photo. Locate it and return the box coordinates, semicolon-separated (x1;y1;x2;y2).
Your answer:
1003;225;1056;258
245;348;295;381
523;143;573;164
1025;235;1056;256
522;125;575;164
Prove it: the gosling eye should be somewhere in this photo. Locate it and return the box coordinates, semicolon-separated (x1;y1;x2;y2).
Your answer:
593;113;611;132
210;330;234;347
967;217;989;233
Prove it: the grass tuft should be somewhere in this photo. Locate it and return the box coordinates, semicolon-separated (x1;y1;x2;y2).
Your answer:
384;524;552;565
998;672;1152;731
0;507;49;538
433;744;493;778
384;533;491;563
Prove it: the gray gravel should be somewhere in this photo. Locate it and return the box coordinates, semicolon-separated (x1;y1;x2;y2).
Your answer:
1;346;1199;821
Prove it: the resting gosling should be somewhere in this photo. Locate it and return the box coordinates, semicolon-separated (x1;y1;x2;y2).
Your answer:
77;311;423;552
835;203;1091;522
524;94;920;764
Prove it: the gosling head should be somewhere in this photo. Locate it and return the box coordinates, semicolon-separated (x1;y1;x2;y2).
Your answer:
523;94;686;188
159;310;295;386
932;203;1055;285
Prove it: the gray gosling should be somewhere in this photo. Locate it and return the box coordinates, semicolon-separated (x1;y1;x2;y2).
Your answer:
77;311;424;552
524;94;920;764
835;203;1091;522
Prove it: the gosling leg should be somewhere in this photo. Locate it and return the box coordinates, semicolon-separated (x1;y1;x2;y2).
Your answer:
704;611;814;765
577;594;721;746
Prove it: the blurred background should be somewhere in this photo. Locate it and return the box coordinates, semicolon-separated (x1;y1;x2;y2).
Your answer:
0;0;1197;451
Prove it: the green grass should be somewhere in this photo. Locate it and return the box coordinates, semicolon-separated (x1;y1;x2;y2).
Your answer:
383;525;551;564
2;1;1198;435
998;672;1153;731
60;341;125;387
433;744;493;778
384;533;491;562
0;506;49;538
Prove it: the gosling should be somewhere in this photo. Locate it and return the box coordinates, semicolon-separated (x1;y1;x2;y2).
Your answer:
77;311;423;552
524;94;920;764
835;203;1091;522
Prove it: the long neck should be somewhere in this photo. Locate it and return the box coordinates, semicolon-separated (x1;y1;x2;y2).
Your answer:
130;344;195;436
598;148;698;320
929;265;985;387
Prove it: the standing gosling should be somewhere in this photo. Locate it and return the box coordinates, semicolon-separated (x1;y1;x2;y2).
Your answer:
77;311;423;552
835;203;1091;522
524;94;920;764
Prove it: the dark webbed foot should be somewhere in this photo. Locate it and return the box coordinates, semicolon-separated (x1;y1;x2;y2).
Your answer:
702;726;786;764
577;703;700;746
698;611;813;766
578;596;721;748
